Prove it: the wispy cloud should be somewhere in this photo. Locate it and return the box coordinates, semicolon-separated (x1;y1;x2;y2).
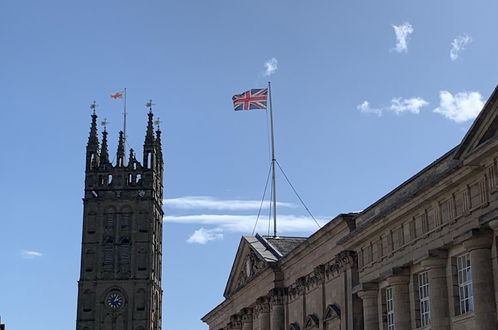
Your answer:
164;196;295;211
165;214;326;234
187;227;224;244
21;250;43;259
450;34;472;61
358;97;427;116
264;58;278;76
357;101;382;116
389;97;428;115
434;91;483;123
392;22;414;53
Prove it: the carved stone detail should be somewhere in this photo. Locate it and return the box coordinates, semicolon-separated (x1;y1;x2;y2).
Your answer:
255;296;271;314
325;250;357;279
240;307;253;323
228;314;242;329
233;248;267;293
269;287;287;306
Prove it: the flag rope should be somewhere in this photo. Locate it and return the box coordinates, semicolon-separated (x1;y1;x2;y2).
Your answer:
252;164;272;235
276;160;321;229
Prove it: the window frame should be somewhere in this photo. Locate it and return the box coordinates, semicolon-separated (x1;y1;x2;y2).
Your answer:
418;271;431;327
456;253;474;314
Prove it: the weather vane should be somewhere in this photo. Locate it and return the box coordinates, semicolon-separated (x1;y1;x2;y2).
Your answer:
146;99;155;112
154;117;162;130
101;118;109;131
90;101;97;114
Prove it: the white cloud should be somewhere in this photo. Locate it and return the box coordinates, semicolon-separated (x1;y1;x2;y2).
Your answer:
392;22;414;53
450;34;472;61
21;250;43;259
164;196;295;211
187;227;224;244
264;58;278;76
165;214;326;234
357;101;382;116
389;97;428;115
434;91;483;123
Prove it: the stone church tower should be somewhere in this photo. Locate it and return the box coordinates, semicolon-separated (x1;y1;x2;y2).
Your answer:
76;109;164;330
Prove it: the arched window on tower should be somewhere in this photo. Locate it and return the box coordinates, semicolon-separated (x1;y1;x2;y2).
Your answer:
119;239;130;274
146;152;153;169
103;242;113;272
105;213;115;230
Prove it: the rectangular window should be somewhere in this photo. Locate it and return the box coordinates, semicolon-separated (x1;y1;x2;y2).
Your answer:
418;271;431;327
386;287;395;330
457;253;473;314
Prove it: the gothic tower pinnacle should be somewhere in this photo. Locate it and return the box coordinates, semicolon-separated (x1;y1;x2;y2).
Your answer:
77;106;164;330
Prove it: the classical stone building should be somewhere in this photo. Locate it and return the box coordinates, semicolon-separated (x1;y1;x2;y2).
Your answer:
76;109;164;330
202;86;498;330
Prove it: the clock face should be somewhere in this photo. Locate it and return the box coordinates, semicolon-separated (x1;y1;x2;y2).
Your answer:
106;292;124;309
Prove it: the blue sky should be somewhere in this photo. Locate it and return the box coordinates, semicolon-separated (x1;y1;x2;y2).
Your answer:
1;0;498;329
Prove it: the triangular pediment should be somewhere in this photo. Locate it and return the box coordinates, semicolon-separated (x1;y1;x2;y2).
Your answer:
455;86;498;160
289;323;300;330
304;314;319;329
323;304;341;321
223;235;279;298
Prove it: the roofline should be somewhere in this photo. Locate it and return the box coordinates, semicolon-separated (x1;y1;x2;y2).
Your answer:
358;145;459;216
454;85;498;159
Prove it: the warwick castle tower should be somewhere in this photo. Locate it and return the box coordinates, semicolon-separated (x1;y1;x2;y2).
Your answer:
76;108;164;330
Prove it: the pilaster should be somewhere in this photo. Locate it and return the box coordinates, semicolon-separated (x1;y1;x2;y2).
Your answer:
421;257;450;330
386;275;410;330
356;283;379;330
463;234;497;329
241;308;253;330
269;288;286;330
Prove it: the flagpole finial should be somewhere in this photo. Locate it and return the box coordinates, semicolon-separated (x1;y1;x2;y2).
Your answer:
101;118;109;132
90;101;97;114
154;117;162;131
146;99;155;112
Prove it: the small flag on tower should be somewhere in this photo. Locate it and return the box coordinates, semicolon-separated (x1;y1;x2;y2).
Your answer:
110;91;124;99
232;88;268;111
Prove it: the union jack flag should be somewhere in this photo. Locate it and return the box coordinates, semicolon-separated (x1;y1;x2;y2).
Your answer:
232;88;268;111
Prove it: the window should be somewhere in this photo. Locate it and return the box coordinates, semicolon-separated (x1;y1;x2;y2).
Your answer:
418;271;430;327
457;253;473;314
386;287;395;330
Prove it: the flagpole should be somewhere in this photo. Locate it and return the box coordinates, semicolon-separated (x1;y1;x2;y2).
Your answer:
123;88;127;149
268;81;278;238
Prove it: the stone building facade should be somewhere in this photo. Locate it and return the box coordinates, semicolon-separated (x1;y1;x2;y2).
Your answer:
76;109;164;330
202;86;498;330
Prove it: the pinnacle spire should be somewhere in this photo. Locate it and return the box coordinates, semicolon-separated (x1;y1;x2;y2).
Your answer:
86;103;100;171
100;130;109;164
144;110;155;145
117;131;125;167
87;111;99;148
156;128;163;160
129;148;135;162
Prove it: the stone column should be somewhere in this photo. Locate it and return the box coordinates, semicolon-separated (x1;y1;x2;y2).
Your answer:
387;276;410;330
488;219;498;324
357;289;379;330
421;257;450;330
241;308;253;330
464;235;497;330
256;297;271;330
270;288;286;330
